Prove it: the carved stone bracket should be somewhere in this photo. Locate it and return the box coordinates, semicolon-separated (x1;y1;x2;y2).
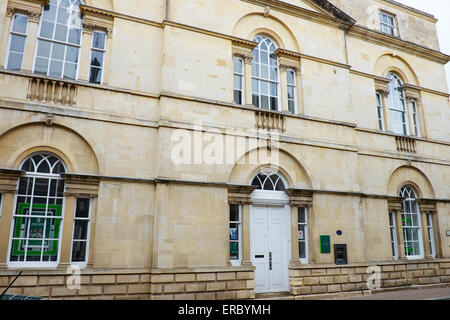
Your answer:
61;173;100;198
285;189;313;207
0;168;25;194
228;185;258;205
6;0;48;21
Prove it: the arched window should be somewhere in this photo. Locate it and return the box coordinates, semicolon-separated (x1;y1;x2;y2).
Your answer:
34;0;83;79
399;185;423;258
387;72;408;135
252;35;279;111
9;153;66;266
251;171;285;191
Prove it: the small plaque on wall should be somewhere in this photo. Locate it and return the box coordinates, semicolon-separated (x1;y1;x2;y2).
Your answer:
320;235;331;253
446;230;450;237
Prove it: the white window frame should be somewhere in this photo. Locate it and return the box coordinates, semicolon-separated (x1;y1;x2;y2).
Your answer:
411;100;421;137
32;0;83;80
5;13;29;70
389;211;398;260
387;72;409;135
70;197;92;268
379;11;396;37
229;204;242;266
287;68;297;114
426;212;436;258
400;186;424;260
252;35;281;111
7;153;67;268
375;92;384;131
88;30;106;84
298;207;308;264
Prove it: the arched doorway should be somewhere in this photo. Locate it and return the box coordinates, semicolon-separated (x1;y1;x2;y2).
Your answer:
250;169;291;293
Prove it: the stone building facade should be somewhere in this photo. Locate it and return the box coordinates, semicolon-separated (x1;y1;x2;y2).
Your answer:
0;0;449;300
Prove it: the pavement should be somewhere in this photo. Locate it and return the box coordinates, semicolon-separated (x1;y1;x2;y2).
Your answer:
328;285;450;300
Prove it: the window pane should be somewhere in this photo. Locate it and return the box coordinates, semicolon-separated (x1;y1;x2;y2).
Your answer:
73;220;89;240
51;42;65;60
287;70;295;84
65;46;79;63
252;94;259;108
75;198;90;218
288;100;295;114
89;67;102;84
7;52;23;70
234;75;242;90
64;62;76;79
10;35;26;53
34;57;49;74
49;60;63;77
93;31;106;50
43;4;57;22
71;241;87;262
270;67;278;81
299;242;306;259
68;28;81;45
261;65;268;79
40;21;55;39
270;97;277;111
54;24;68;42
230;242;239;260
288;86;294;100
37;40;51;58
270;82;277;96
234;90;242;105
252;62;259;77
57;6;70;24
261;95;269;109
12;15;28;34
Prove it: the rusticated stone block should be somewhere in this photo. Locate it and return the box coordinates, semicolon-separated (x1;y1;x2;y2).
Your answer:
226;280;246;290
52;287;77;297
152;274;174;283
38;276;65;286
312;285;327;294
237;290;252;299
389;272;402;279
326;268;340;275
327;284;341;293
383;279;396;287
217;273;236;281
104;285;127;295
216;291;237;300
186;283;207;292
237;272;254;280
341;283;356;291
291;269;311;277
175;274;196;282
417;264;429;270
334;275;348;284
311;269;327;276
292;286;311;295
303;277;319;285
117;274;140;284
412;270;423;278
13;276;38;287
163;283;185;293
174;293;195;300
382;265;395;272
319;276;334;284
340;268;355;275
78;286;103;296
206;282;226;291
128;284;150;294
349;274;363;282
423;270;435;277
406;264;418;270
355;267;367;274
91;275;115;284
418;277;431;285
395;279;408;286
151;294;173;300
441;276;450;283
429;277;440;284
395;265;406;271
196;292;215;300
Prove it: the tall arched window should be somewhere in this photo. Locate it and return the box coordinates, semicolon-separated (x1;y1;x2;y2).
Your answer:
252;35;279;111
387;72;408;135
9;153;66;266
399;185;423;259
34;0;83;79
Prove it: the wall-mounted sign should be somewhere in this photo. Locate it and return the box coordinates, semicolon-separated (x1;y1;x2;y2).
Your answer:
320;235;331;253
446;230;450;237
336;230;342;236
298;231;304;240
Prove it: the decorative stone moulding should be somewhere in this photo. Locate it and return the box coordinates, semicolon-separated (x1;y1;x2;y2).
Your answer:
395;136;417;154
6;0;48;21
27;76;77;106
80;4;114;38
255;109;286;132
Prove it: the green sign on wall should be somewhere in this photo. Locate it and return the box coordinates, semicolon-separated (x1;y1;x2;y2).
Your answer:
320;235;331;253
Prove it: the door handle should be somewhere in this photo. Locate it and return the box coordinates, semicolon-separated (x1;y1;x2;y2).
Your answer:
269;252;272;270
254;255;264;258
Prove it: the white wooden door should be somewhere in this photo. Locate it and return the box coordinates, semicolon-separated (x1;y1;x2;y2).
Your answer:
251;205;290;293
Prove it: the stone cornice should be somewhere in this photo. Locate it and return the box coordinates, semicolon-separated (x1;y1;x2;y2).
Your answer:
348;25;450;65
381;0;437;22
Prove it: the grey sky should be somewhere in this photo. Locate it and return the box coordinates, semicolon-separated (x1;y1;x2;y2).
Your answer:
396;0;450;91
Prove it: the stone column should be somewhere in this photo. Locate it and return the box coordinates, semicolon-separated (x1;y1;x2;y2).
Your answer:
102;28;113;85
295;66;304;115
59;196;76;266
78;23;95;82
279;64;288;113
0;8;13;68
21;10;41;72
420;210;432;259
405;97;415;136
242;204;252;266
416;98;427;138
243;55;253;106
289;206;300;266
394;210;406;260
378;89;391;132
